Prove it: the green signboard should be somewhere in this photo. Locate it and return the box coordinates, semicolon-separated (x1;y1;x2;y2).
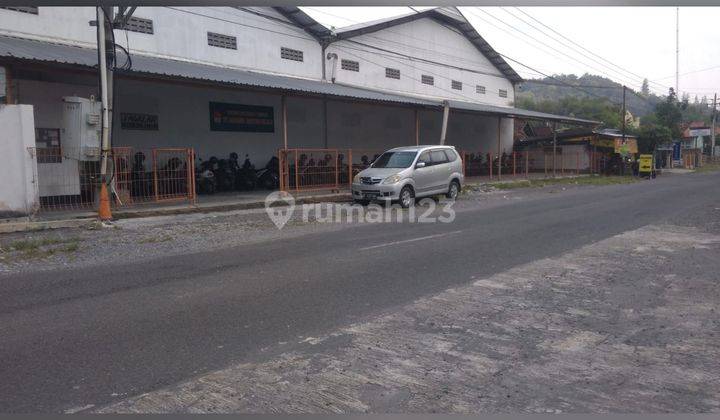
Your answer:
209;102;275;133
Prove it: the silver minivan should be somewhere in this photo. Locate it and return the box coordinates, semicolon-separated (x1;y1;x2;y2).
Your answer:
351;145;464;208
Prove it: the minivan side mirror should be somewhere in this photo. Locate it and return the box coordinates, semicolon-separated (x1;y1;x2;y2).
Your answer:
415;161;426;169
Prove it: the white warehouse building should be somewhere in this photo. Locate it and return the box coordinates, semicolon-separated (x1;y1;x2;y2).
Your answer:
0;6;594;215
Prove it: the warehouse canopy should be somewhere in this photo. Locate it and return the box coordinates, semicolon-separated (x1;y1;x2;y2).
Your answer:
0;35;598;126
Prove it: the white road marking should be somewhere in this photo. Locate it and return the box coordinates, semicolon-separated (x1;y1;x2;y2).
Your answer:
65;404;95;414
359;230;464;251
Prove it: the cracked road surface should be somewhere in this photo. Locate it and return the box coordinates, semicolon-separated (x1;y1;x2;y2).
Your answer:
1;173;719;413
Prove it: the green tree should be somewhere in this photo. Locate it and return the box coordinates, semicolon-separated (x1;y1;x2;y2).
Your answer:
641;78;650;96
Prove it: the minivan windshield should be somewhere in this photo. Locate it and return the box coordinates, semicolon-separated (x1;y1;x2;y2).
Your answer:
371;151;417;168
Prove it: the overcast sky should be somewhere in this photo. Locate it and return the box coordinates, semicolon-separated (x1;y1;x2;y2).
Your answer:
302;7;720;102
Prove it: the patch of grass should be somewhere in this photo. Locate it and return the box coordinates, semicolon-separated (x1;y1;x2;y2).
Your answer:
1;236;81;261
486;176;639;190
695;162;720;173
8;237;79;251
138;235;173;244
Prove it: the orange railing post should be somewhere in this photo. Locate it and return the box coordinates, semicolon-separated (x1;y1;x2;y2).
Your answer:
152;149;159;202
348;149;353;189
294;149;299;192
525;151;529;178
488;152;493;179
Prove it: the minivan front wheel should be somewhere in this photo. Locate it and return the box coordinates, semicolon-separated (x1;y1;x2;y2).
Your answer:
398;186;415;208
446;180;460;200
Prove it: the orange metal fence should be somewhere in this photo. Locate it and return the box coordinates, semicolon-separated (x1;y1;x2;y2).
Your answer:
461;150;585;180
279;148;383;192
30;146;196;212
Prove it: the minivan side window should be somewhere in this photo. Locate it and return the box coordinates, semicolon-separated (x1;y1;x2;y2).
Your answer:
444;149;458;162
430;150;448;165
417;151;431;166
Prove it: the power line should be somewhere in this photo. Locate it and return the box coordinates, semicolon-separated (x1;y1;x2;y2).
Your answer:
303;7;513;75
164;7;316;42
333;45;490;104
502;7;662;91
468;8;647;91
512;7;669;93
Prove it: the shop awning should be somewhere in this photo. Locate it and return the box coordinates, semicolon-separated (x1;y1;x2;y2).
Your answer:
0;35;598;125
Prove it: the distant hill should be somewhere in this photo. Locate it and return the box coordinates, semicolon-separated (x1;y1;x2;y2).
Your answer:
516;74;662;118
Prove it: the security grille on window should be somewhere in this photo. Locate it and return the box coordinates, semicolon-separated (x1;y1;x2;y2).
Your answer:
124;16;154;34
341;59;359;72
421;75;434;86
476;85;486;94
385;68;400;79
0;6;38;14
281;47;304;62
208;32;237;49
499;89;508;98
451;80;462;90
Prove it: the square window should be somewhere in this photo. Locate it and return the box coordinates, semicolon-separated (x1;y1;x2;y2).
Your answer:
385;68;400;79
0;6;38;14
341;59;360;72
281;47;304;62
208;32;237;49
451;80;462;90
421;75;434;86
124;16;153;34
499;89;508;98
476;85;486;94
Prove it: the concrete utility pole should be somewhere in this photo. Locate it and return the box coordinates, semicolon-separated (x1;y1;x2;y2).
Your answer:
712;93;717;157
552;122;557;177
439;101;450;145
622;85;626;176
676;7;680;95
97;6;113;220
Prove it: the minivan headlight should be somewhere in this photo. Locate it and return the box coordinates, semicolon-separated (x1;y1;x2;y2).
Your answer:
382;174;402;184
353;173;361;183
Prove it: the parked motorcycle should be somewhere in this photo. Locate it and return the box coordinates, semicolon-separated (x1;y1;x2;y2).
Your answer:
256;156;280;190
235;154;258;191
195;157;217;195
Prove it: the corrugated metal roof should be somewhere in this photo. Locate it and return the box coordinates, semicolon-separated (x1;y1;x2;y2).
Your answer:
0;35;598;125
0;35;437;107
447;100;599;125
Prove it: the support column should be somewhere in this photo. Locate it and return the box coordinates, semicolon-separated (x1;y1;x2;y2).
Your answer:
552;122;557;177
497;116;502;180
439;101;449;145
322;97;328;149
1;65;12;104
281;95;288;149
414;109;419;146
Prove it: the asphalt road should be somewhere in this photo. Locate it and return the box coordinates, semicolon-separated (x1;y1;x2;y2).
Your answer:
1;173;718;413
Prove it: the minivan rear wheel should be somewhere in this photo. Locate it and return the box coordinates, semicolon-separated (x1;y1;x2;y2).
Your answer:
446;180;460;200
399;186;414;208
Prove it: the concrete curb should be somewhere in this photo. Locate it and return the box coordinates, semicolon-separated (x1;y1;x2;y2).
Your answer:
0;193;353;234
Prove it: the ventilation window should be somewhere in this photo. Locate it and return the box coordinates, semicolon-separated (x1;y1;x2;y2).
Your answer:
208;32;237;50
281;47;304;62
476;85;486;94
499;89;508;98
385;68;400;80
341;59;359;72
124;16;154;34
451;80;462;90
421;75;434;86
0;6;38;14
